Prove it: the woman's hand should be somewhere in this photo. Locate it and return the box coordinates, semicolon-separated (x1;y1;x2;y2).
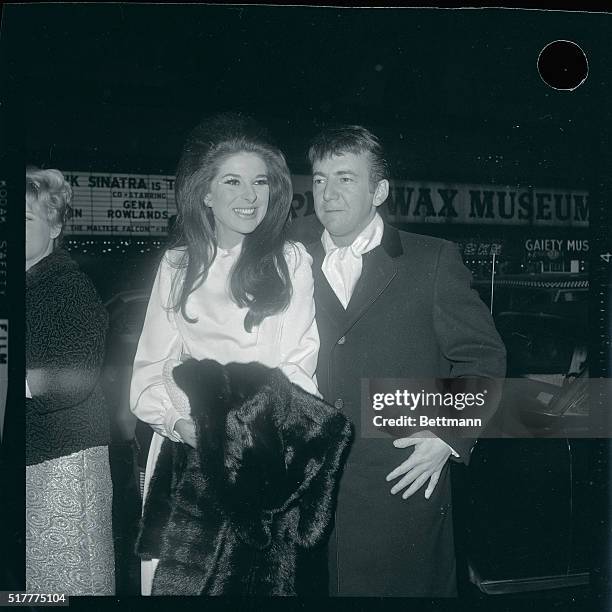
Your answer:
174;418;197;448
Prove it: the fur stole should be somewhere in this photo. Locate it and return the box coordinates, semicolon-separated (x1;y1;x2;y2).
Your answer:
136;359;353;596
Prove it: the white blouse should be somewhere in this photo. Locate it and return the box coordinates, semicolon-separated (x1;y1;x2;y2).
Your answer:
129;241;320;443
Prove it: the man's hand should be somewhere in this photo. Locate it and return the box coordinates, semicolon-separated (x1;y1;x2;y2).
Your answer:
386;430;452;500
174;418;197;449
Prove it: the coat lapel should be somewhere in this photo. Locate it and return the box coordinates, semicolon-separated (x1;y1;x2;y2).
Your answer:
309;223;403;332
344;236;399;331
309;240;346;321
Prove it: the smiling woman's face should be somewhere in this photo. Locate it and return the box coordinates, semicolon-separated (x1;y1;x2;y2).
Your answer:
26;197;60;271
205;152;270;249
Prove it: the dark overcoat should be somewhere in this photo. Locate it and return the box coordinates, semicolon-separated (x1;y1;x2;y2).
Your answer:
308;224;506;597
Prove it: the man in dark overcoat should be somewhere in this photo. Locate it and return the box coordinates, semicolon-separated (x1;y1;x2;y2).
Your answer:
304;125;507;596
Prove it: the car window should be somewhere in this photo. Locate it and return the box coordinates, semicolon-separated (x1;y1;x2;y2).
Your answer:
113;301;148;339
105;296;150;365
496;313;577;376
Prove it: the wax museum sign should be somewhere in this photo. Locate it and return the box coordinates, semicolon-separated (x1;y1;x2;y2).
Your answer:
290;176;589;228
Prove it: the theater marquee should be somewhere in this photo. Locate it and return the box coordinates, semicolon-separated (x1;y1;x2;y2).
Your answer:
63;172;176;236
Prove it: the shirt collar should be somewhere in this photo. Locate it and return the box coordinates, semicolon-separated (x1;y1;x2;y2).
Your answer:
321;212;384;255
217;240;243;258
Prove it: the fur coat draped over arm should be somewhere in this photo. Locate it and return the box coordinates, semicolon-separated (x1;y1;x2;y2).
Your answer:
136;359;353;596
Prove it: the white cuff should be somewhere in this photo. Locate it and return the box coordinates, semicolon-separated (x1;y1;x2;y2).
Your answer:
441;439;460;458
163;399;185;443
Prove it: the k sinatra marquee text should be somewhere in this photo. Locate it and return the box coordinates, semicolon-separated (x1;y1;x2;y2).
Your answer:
63;172;589;236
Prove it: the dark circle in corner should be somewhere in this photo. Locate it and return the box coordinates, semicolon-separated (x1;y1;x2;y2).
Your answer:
538;40;588;91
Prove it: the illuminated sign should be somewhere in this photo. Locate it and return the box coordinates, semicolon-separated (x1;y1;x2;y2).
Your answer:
64;172;175;236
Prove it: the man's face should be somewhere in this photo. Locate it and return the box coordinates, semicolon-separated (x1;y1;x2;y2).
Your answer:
312;152;386;247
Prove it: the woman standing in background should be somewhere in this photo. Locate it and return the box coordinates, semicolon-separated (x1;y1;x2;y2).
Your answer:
25;167;115;595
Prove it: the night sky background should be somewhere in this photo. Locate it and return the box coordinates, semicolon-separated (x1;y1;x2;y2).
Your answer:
3;4;610;188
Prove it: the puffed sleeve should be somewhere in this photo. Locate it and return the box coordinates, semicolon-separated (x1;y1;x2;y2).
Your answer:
130;251;186;442
277;242;321;397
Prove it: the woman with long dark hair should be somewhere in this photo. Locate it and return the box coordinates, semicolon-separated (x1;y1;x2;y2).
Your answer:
130;113;320;595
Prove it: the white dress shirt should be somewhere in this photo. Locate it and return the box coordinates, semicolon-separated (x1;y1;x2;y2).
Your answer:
321;213;384;308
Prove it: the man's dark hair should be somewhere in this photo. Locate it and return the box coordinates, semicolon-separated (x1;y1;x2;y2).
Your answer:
307;125;390;188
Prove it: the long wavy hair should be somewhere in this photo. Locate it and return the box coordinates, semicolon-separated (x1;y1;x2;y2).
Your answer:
169;112;294;332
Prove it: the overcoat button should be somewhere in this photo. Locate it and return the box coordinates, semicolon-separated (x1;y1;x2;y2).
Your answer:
334;398;344;410
337;336;346;345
